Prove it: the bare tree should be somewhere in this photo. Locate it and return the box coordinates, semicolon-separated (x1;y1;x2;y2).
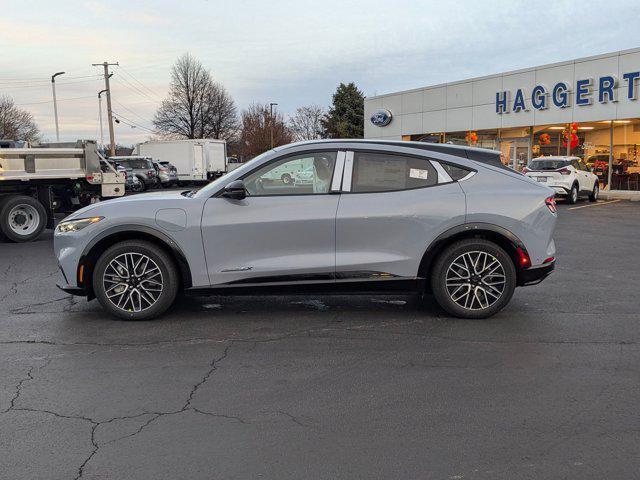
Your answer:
240;103;293;159
153;53;238;141
203;82;239;141
0;96;41;142
288;105;325;141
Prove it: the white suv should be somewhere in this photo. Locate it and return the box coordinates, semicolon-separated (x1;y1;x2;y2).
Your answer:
523;156;599;204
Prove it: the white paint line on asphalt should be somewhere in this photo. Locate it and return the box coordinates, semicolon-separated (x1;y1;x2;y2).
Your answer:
568;200;621;210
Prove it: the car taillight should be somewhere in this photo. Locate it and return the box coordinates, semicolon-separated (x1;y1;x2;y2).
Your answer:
522;166;529;173
545;196;557;214
516;247;531;268
558;168;571;175
543;256;555;264
147;170;154;177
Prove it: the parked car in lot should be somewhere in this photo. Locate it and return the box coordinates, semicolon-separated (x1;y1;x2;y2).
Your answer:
102;161;142;193
153;160;179;187
523;156;599;204
109;156;158;191
54;140;557;321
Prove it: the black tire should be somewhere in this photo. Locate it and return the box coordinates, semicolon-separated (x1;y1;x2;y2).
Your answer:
92;240;179;320
430;239;517;319
568;183;579;204
136;177;147;192
0;195;47;243
589;181;599;202
281;173;292;185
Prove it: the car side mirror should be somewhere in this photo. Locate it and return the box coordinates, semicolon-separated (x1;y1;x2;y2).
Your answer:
221;180;246;200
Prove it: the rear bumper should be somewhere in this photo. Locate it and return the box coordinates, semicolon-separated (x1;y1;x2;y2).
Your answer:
519;260;555;286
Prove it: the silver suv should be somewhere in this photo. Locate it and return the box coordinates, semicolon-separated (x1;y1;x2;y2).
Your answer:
54;140;558;320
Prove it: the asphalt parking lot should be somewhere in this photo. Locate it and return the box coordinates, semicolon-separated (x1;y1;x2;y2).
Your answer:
1;200;639;480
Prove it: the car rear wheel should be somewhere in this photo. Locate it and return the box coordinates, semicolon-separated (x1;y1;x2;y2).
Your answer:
93;240;179;320
431;239;516;319
589;182;599;202
568;184;579;204
0;195;47;242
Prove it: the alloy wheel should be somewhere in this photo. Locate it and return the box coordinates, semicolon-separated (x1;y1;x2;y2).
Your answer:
445;251;506;310
103;252;164;312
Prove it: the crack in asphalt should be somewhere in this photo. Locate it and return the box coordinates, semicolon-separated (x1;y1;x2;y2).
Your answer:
269;409;317;430
2;343;235;479
0;270;59;306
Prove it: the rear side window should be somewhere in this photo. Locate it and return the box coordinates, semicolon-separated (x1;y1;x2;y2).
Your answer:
351;152;437;193
439;163;471;181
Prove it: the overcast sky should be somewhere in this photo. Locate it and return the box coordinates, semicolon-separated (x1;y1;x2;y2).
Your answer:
1;0;639;144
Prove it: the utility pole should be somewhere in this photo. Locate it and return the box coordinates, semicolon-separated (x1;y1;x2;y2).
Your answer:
98;89;108;149
92;61;118;156
270;102;278;149
51;72;65;141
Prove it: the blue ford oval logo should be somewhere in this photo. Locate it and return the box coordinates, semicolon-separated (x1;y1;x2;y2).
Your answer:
370;109;392;127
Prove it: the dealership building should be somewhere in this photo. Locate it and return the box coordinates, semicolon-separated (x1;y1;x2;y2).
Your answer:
364;48;640;191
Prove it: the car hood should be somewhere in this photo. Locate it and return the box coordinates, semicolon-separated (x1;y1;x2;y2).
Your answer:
61;190;191;221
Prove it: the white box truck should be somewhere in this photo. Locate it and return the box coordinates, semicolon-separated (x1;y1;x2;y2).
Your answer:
134;139;228;183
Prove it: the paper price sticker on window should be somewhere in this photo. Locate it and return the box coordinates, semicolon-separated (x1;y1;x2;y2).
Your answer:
409;168;429;180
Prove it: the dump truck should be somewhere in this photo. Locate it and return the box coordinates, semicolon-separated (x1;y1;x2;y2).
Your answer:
0;140;125;242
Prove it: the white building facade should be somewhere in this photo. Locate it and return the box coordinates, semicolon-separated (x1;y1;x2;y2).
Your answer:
365;48;640;191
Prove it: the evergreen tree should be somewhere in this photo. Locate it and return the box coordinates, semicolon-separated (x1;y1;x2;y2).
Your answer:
322;82;364;138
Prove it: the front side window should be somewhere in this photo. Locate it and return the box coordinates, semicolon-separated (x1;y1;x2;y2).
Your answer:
244;151;336;196
351;152;437;193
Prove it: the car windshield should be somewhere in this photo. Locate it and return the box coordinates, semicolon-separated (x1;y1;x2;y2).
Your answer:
528;159;571;170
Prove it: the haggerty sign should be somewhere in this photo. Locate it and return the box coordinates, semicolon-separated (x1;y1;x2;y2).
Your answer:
496;71;640;114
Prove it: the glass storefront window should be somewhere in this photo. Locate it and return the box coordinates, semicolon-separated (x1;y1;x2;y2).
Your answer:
408;120;640;189
610;120;640;191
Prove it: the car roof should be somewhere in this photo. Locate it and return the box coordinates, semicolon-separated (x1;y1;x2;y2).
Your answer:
276;139;505;168
109;156;151;160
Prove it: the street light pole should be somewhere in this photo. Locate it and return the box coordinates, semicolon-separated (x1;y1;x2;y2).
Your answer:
51;72;65;141
270;102;278;149
98;89;108;149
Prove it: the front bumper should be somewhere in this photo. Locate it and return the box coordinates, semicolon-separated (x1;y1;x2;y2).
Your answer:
57;284;87;296
519;260;555;286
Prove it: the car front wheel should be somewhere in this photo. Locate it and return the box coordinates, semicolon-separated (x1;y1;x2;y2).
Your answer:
93;240;179;320
431;239;516;319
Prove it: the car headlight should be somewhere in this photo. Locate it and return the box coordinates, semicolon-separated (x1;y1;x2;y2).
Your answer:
56;216;104;233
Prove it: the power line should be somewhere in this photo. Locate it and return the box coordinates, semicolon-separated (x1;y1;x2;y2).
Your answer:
0;74;102;85
111;76;161;105
116;65;163;100
16;95;95;106
112;98;155;125
112;111;156;133
0;78;102;90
